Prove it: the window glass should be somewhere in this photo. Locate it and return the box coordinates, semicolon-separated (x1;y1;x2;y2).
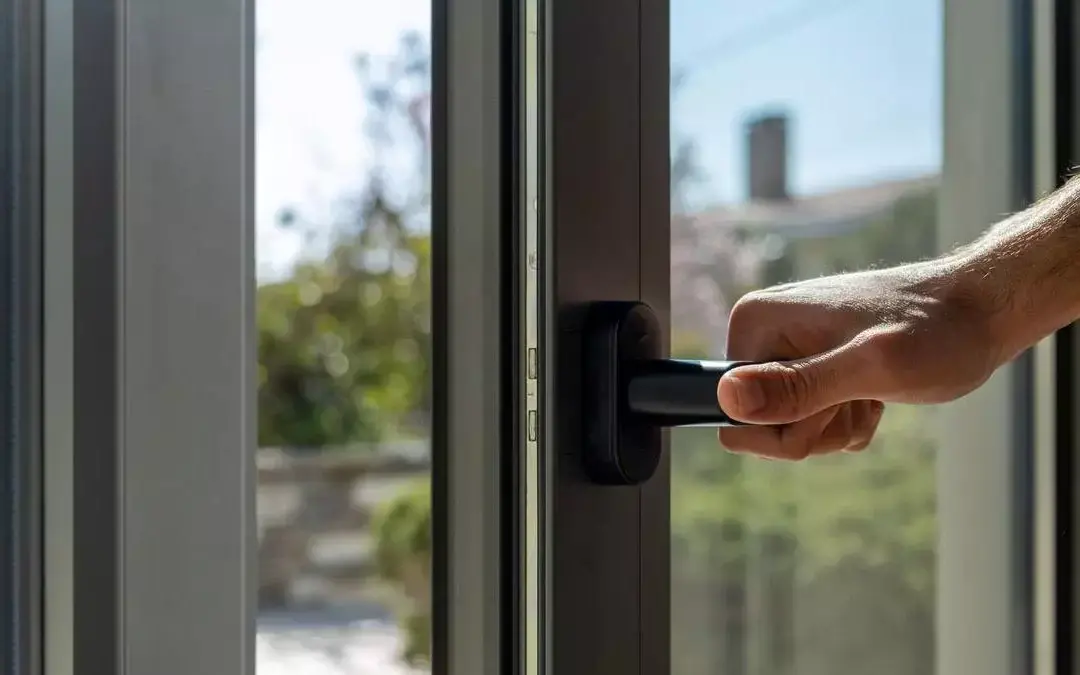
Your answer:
669;3;942;673
256;2;433;672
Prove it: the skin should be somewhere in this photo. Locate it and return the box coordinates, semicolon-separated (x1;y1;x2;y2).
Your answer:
717;176;1080;460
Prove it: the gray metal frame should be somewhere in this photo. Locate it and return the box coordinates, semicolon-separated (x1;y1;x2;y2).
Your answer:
1033;2;1080;673
432;0;512;670
43;0;74;672
3;0;44;673
939;1;1036;674
42;0;522;671
1053;6;1080;673
1064;2;1080;670
1032;2;1063;673
43;0;73;671
47;0;256;672
543;0;671;672
117;0;256;670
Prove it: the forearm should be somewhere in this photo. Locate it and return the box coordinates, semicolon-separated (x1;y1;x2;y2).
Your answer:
950;176;1080;358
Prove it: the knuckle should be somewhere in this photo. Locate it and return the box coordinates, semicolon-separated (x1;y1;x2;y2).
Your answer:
779;426;816;461
838;404;855;436
823;431;853;454
728;292;791;361
720;427;783;458
845;438;872;453
785;440;814;461
718;429;752;453
846;422;881;453
820;431;851;454
729;291;770;326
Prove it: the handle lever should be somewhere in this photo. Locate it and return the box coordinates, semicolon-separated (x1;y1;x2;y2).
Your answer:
626;358;750;427
581;301;754;486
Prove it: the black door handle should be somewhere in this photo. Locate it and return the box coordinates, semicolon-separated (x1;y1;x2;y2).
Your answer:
626;358;752;426
581;301;755;485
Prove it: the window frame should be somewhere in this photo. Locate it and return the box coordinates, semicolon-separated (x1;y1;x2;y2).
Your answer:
3;0;44;672
938;1;1037;673
30;0;1062;673
540;0;671;672
1033;1;1080;673
431;0;516;670
42;0;523;673
1032;2;1061;674
541;1;1043;674
51;0;257;671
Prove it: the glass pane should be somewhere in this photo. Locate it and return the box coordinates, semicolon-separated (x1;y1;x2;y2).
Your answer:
669;2;941;674
256;1;432;673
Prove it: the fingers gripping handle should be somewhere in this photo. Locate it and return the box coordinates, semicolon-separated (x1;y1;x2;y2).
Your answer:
581;301;757;486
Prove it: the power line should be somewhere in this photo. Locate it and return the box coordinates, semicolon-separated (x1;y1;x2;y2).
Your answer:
676;0;865;79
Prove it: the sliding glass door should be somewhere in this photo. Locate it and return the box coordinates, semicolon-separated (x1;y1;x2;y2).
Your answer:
538;1;1050;674
17;0;1072;674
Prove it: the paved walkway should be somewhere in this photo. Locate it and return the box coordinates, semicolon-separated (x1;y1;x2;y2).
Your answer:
257;621;427;675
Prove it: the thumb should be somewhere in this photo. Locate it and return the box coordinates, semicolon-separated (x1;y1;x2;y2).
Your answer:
717;348;864;424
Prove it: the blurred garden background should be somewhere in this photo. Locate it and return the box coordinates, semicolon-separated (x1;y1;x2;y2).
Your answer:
256;1;942;672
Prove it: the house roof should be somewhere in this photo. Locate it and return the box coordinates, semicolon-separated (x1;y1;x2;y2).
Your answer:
669;172;939;356
684;173;938;239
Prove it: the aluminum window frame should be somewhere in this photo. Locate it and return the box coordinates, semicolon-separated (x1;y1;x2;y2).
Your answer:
1032;2;1064;674
938;2;1037;674
43;0;521;672
1032;1;1080;673
49;0;258;671
543;0;1042;674
3;0;44;673
541;0;671;672
432;0;517;671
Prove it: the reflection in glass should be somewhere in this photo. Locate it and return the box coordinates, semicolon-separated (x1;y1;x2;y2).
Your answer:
670;2;941;674
255;2;432;673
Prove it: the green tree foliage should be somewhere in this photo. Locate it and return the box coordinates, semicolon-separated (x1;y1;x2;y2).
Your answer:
257;236;430;446
670;405;937;675
372;480;432;666
258;33;432;448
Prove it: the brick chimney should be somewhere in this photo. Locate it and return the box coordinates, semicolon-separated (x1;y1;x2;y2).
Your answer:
746;112;789;202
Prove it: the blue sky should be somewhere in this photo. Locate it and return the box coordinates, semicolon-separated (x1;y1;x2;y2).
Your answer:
671;0;942;206
256;0;941;276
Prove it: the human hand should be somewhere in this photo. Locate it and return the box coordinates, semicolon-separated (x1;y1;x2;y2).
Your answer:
716;260;1013;459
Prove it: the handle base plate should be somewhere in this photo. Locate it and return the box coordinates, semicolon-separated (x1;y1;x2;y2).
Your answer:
582;301;663;486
